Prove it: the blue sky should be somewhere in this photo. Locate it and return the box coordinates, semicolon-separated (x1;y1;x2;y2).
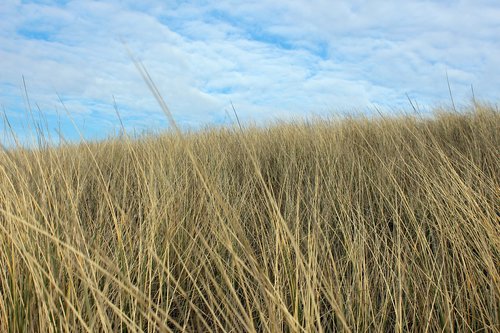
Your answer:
1;0;499;144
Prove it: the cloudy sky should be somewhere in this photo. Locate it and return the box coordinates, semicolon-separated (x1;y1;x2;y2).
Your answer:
1;0;499;143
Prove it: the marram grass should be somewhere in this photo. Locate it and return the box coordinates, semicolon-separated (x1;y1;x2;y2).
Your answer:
0;104;499;332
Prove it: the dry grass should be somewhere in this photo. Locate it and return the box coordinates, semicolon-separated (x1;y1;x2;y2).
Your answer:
0;103;499;332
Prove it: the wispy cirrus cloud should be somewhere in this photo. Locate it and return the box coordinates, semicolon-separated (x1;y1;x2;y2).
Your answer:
0;0;498;143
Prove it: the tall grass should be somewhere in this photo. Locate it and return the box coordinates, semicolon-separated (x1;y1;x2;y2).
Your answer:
0;103;499;332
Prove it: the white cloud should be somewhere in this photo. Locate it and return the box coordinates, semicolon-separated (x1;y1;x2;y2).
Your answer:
0;0;498;142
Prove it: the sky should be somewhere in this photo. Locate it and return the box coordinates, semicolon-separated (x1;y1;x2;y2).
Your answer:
1;0;499;144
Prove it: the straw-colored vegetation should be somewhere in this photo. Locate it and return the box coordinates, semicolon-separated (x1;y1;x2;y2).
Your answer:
0;103;499;332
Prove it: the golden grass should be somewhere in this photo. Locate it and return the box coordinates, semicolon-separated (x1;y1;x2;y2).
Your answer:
0;104;499;332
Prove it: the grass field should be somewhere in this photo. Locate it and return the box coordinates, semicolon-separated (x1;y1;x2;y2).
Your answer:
0;102;499;332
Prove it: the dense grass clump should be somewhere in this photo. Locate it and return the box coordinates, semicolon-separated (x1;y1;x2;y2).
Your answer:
0;104;498;332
